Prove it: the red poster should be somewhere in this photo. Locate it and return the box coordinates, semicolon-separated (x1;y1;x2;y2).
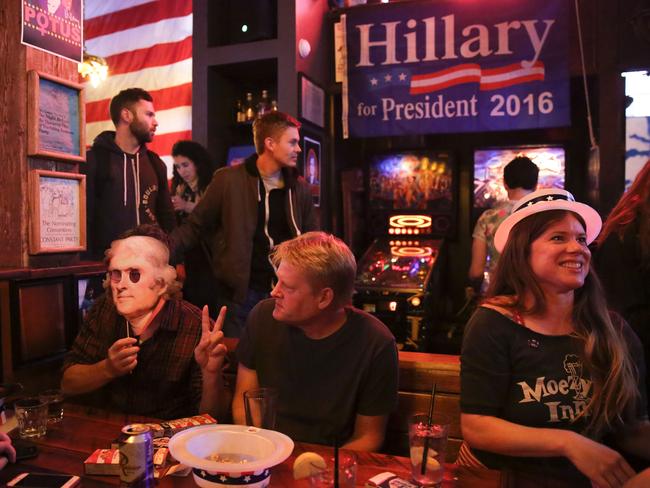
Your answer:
22;0;83;63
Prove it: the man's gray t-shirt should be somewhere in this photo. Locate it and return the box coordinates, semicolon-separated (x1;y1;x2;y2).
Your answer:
237;298;399;445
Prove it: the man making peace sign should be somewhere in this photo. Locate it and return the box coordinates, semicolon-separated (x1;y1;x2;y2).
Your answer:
62;225;229;420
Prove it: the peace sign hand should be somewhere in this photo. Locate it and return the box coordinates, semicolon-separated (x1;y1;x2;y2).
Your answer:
194;305;228;375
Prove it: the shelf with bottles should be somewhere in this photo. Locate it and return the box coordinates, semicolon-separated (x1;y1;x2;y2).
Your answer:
234;89;279;125
206;59;277;164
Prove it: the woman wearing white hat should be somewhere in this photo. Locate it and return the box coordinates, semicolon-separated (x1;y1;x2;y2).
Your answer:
460;188;650;487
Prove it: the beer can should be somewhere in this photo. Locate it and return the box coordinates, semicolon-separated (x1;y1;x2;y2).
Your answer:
119;423;154;487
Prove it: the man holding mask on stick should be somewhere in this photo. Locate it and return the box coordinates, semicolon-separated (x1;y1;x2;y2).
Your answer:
62;225;228;420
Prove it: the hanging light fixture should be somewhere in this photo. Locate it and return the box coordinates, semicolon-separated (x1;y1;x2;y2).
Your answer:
78;52;108;87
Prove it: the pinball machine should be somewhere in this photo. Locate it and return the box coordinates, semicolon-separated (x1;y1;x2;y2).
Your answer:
472;145;566;220
354;150;455;351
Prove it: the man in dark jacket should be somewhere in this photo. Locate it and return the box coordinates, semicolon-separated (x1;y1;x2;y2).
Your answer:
172;112;318;337
83;88;175;259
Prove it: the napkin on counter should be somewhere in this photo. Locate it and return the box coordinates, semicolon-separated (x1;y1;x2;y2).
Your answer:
366;472;418;488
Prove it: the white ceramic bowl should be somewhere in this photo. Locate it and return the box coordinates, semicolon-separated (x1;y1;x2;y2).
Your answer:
169;424;294;488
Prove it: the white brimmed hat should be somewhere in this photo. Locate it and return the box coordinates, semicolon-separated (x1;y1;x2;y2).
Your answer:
494;188;602;253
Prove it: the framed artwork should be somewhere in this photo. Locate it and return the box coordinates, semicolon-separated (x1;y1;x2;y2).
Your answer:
29;170;86;254
302;135;321;207
27;71;86;162
298;73;326;128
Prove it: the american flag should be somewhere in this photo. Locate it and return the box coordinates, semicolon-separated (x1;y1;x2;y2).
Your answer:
83;0;192;177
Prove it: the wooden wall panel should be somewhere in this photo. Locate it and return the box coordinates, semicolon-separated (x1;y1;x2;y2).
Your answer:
0;1;78;269
0;1;28;267
16;281;66;363
25;45;79;82
385;353;463;460
0;283;11;381
25;22;81;269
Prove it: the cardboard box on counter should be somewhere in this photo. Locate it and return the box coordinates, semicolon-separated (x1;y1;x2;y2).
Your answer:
84;449;120;475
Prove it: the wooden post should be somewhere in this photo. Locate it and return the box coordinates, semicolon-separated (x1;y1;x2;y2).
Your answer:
0;1;81;268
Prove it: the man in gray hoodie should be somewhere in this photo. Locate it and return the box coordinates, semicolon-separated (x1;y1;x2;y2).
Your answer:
83;88;175;259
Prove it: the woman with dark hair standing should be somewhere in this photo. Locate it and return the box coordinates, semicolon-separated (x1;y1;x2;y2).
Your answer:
171;140;219;314
595;160;650;415
460;189;649;487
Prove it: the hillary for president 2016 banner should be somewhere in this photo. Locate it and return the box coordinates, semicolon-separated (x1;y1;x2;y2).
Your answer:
342;0;569;138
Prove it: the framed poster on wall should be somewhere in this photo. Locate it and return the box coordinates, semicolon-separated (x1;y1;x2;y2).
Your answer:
29;170;86;254
298;73;325;128
21;0;83;63
27;71;86;162
302;135;321;207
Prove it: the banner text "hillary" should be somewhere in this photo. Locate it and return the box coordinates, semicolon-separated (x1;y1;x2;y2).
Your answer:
356;15;554;68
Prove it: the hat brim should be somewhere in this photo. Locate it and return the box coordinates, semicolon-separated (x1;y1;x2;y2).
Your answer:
494;200;602;253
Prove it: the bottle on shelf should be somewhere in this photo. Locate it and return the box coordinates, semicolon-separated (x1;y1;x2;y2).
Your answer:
235;99;245;123
244;92;255;122
256;89;270;118
270;100;278;112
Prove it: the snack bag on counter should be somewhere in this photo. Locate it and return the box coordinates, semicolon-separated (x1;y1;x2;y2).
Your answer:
146;413;217;438
111;414;217;447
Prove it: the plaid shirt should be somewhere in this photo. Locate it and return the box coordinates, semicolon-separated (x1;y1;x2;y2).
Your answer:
63;293;204;419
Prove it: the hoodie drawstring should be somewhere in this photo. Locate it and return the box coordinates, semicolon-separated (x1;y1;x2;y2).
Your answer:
133;153;141;225
123;154;127;206
288;188;300;236
124;152;141;224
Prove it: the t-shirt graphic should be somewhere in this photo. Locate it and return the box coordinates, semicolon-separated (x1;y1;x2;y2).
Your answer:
517;354;592;423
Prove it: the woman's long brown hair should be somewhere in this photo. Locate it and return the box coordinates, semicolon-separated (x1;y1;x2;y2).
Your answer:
597;159;650;266
486;210;639;436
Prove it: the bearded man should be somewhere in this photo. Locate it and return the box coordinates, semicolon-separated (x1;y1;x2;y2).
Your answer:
62;225;228;420
82;88;175;259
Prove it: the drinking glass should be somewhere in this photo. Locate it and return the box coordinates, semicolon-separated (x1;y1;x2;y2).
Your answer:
243;388;278;429
308;450;357;488
14;397;48;439
39;389;64;423
408;413;449;486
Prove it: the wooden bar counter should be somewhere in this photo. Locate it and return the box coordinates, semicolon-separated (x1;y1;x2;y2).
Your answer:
0;404;499;487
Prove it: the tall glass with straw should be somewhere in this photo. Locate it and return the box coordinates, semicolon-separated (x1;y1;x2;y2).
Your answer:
408;383;450;486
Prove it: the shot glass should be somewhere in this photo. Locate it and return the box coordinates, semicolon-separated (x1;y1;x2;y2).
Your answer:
243;388;278;429
39;389;64;423
14;397;48;439
308;450;357;488
408;413;450;486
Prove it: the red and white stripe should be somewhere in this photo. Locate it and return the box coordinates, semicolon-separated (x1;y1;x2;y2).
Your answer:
409;62;545;95
478;62;545;91
456;441;487;468
84;0;192;176
410;64;482;94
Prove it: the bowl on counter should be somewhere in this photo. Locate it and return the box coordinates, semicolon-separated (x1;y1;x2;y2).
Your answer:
169;424;294;488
